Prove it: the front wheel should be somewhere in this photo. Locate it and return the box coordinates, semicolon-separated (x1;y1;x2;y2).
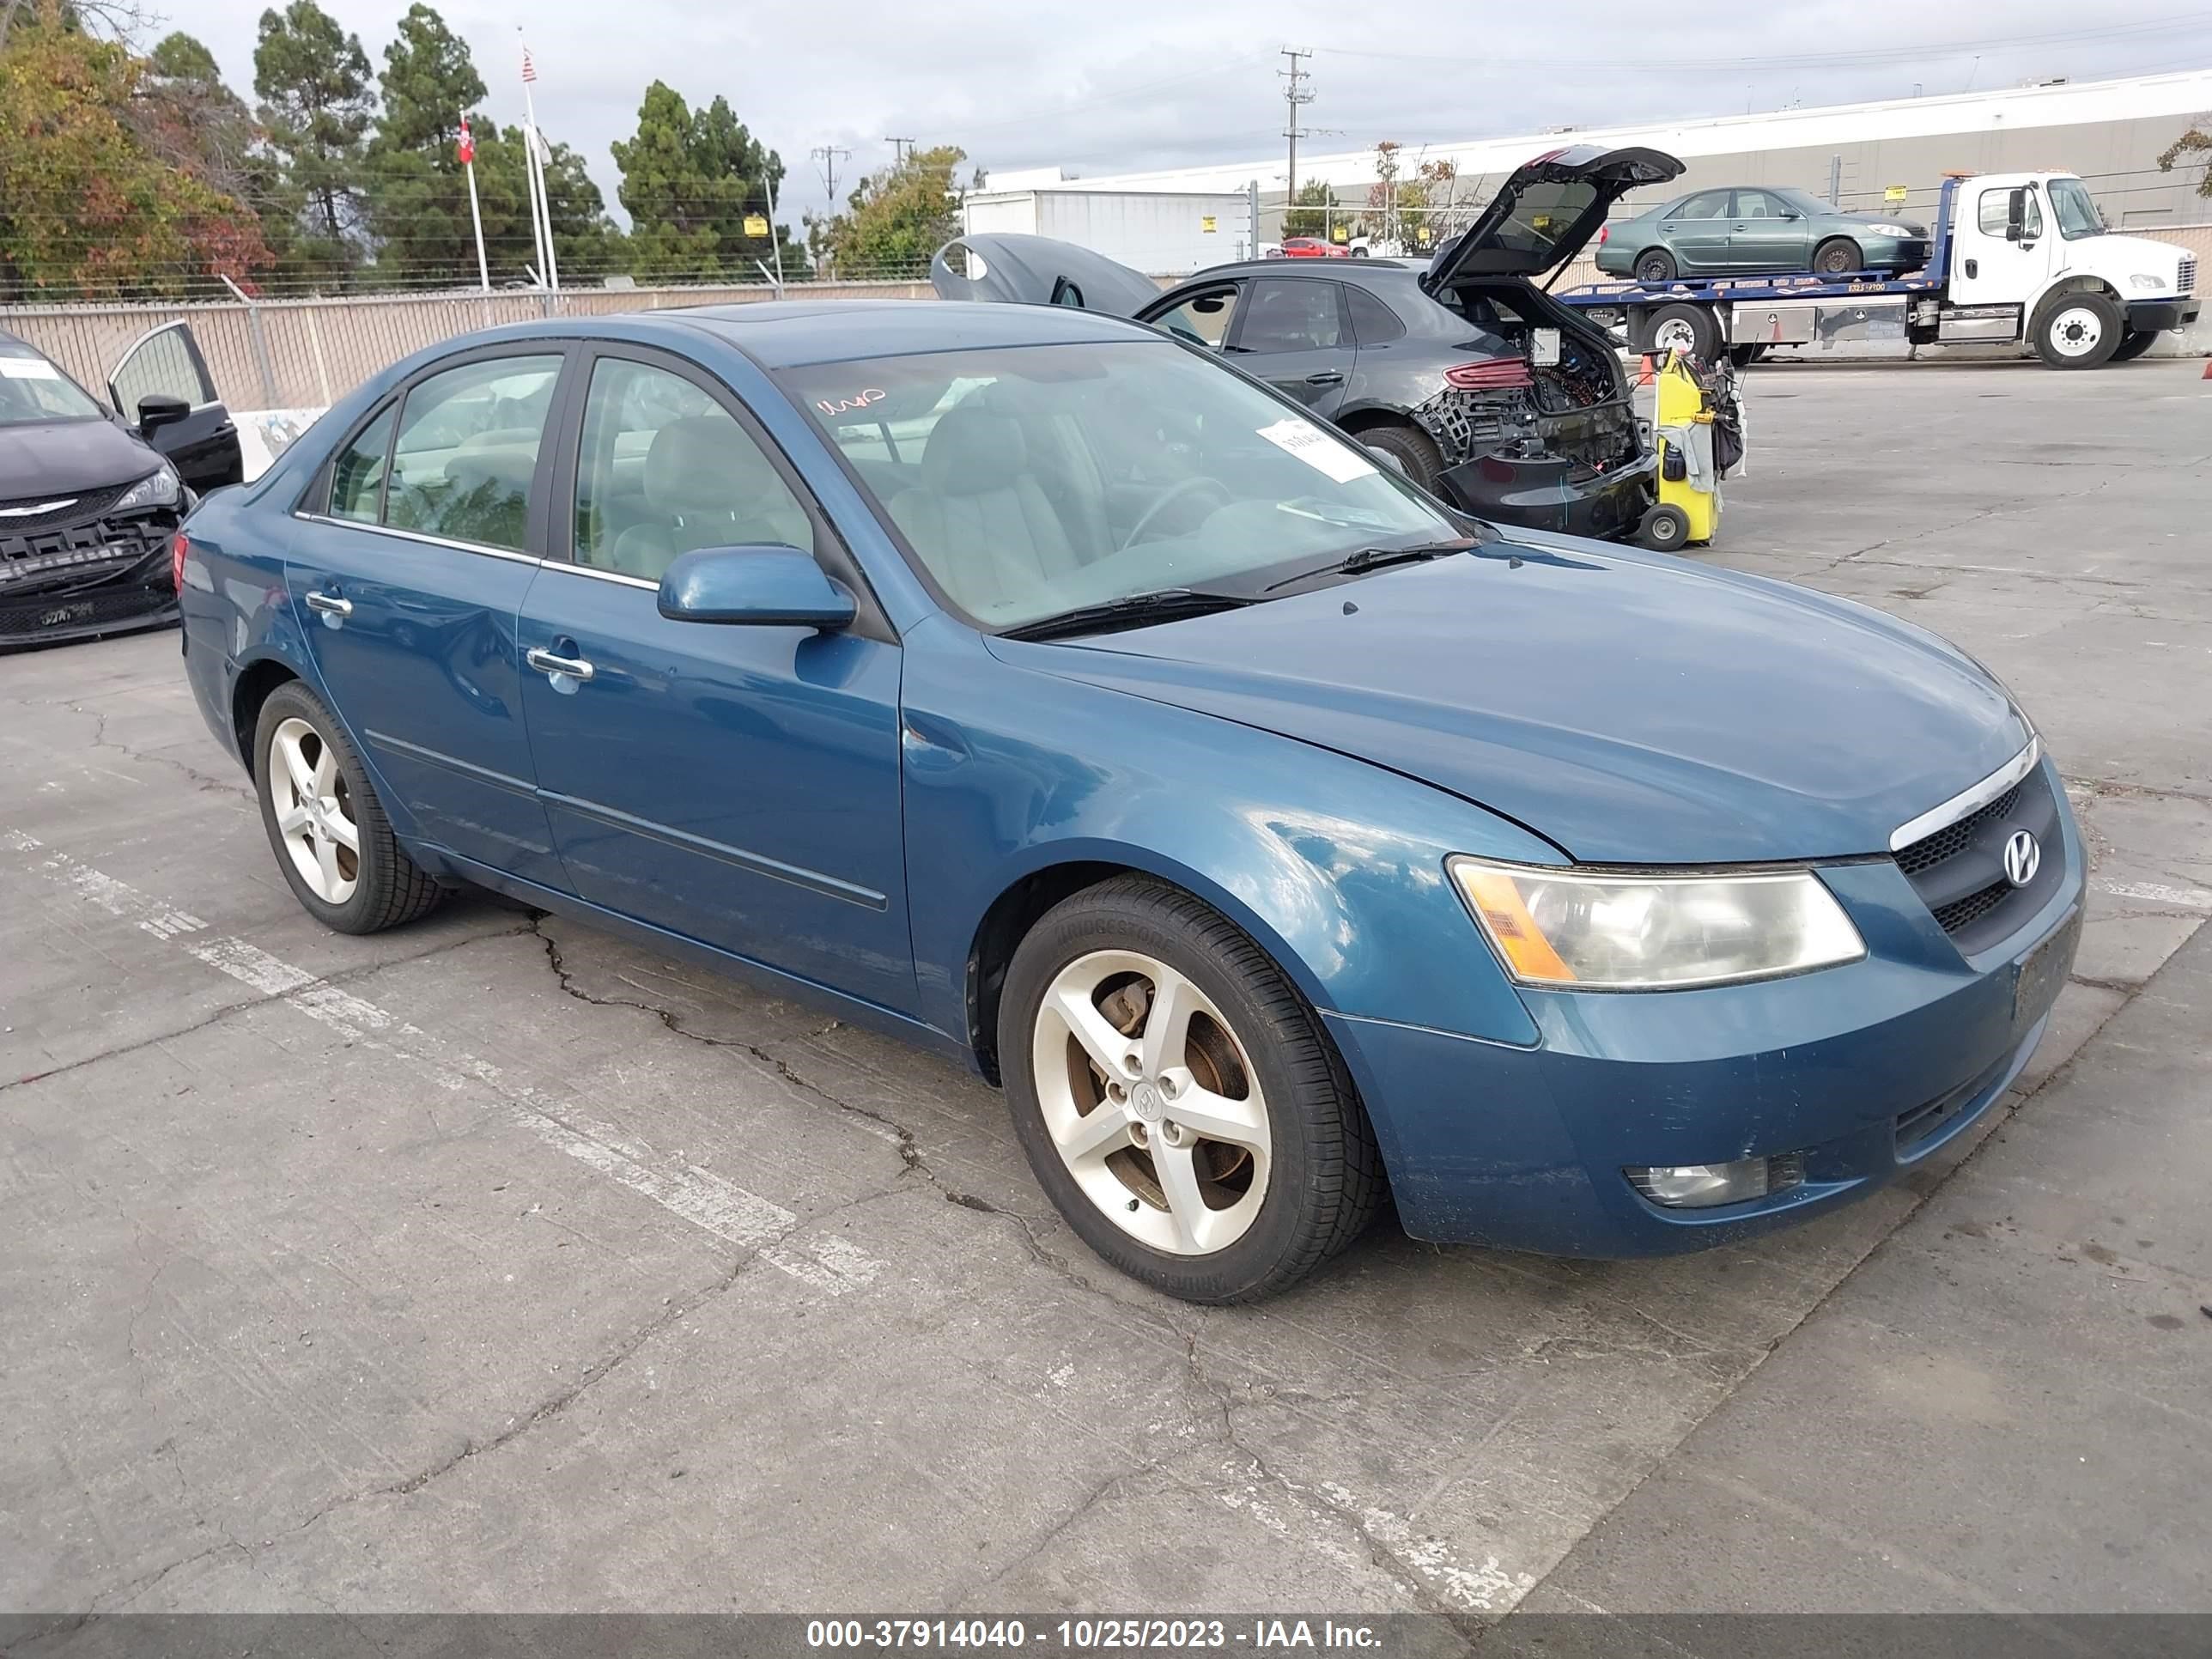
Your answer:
1812;237;1863;276
999;877;1383;1304
2034;291;2123;368
2108;329;2159;362
253;681;447;935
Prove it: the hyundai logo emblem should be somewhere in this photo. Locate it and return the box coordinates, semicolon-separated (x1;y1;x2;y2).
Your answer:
2002;830;2041;888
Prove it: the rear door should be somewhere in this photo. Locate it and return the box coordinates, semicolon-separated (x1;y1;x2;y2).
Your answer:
1661;189;1735;272
106;323;242;494
285;345;568;888
516;345;915;1012
1226;276;1355;414
1726;190;1814;271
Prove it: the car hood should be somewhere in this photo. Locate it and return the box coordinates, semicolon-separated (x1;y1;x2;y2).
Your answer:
1425;145;1684;286
0;416;156;500
930;234;1164;317
996;537;2027;864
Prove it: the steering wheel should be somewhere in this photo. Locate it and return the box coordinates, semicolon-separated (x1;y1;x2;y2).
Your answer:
1120;476;1233;550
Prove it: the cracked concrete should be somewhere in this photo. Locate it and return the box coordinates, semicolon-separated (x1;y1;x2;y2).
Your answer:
2;361;2207;1623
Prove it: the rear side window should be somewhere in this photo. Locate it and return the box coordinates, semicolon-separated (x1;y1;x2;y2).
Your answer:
1669;190;1730;220
1237;279;1344;353
384;355;562;551
329;406;395;523
1344;284;1406;345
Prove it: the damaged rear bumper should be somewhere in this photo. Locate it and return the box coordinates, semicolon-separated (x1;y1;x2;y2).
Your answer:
1439;448;1656;541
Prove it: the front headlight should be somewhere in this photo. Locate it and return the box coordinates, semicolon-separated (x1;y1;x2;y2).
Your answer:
113;463;181;512
2128;273;2168;291
1448;858;1866;990
1865;222;1914;238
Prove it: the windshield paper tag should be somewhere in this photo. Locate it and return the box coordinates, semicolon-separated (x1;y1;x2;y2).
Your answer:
1257;418;1376;484
0;358;62;380
1532;328;1561;366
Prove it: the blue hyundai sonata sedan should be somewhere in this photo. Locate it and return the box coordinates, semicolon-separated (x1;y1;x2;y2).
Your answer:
175;301;2081;1302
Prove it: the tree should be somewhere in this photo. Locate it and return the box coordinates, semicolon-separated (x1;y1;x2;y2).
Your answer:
138;32;262;204
0;4;270;298
252;0;374;270
371;3;479;159
815;144;968;276
1281;177;1334;239
1364;143;1457;247
2158;123;2212;202
611;81;801;282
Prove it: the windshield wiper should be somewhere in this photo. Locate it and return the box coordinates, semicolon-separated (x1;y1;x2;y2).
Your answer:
997;588;1255;643
1261;538;1477;594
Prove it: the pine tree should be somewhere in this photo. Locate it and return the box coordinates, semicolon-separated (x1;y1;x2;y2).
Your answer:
252;0;374;275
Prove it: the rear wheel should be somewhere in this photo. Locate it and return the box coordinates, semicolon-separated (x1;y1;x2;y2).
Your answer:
1726;342;1768;368
2033;291;2123;368
1639;502;1692;551
1812;237;1862;276
1633;248;1677;283
1357;422;1444;492
1000;876;1383;1304
253;681;446;935
2108;329;2159;362
1647;302;1721;362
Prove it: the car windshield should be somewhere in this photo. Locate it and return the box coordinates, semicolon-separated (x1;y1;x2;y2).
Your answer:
781;340;1460;631
0;344;106;427
2046;178;2106;240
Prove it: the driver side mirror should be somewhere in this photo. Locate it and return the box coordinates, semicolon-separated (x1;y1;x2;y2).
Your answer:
658;545;855;629
137;392;191;436
2004;188;2029;242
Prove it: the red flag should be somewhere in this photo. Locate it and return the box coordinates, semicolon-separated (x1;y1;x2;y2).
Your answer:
456;115;475;166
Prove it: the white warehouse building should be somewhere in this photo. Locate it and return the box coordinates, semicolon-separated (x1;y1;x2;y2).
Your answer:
990;70;2212;240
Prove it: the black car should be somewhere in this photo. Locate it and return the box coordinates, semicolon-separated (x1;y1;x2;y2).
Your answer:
1;323;243;648
934;145;1683;541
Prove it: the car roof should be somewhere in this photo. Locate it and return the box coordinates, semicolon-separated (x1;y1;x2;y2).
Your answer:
669;297;1157;368
1173;259;1428;288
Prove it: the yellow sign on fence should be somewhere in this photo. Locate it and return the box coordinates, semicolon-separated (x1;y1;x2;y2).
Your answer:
1884;185;1909;204
1200;216;1217;233
744;214;770;237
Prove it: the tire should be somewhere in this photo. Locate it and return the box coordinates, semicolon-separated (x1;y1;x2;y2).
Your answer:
1633;248;1677;283
1356;422;1445;492
1812;237;1862;276
999;875;1384;1304
1726;342;1768;368
1646;302;1721;362
1351;246;1370;258
253;680;446;935
2033;290;2123;368
1639;502;1692;551
2108;329;2159;362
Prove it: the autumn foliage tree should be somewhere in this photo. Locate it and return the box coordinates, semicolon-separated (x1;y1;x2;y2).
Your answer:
813;145;970;276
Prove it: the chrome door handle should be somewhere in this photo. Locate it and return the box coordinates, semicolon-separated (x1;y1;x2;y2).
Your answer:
303;591;352;617
526;647;594;682
1304;369;1345;385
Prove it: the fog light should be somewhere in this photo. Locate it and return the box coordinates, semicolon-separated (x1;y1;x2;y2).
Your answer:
1627;1152;1804;1209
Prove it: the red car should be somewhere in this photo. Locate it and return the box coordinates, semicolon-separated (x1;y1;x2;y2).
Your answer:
1275;237;1349;259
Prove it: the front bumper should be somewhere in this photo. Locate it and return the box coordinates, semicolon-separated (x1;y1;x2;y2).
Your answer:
0;549;178;649
1324;775;2085;1256
1439;449;1656;542
2125;297;2201;332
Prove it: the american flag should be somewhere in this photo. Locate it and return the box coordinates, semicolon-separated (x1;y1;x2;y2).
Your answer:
520;43;538;83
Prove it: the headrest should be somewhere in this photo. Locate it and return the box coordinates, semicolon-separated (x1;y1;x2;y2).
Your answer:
921;406;1026;497
646;415;777;514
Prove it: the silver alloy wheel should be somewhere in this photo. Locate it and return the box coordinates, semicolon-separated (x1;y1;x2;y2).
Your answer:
2047;304;2105;358
269;715;360;904
1652;315;1699;355
1031;949;1272;1255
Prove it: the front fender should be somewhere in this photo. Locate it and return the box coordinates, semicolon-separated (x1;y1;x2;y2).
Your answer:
898;618;1549;1050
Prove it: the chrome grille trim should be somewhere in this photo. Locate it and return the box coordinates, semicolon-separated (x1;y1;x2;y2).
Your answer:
1889;737;2041;854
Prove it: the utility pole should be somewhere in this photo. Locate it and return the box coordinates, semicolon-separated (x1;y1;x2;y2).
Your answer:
812;144;853;203
1278;47;1315;208
884;137;915;164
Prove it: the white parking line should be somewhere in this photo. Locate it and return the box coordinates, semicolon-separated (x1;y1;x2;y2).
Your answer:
2093;878;2212;913
4;830;883;1294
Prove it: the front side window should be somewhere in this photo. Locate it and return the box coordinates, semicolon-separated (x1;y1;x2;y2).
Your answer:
1237;279;1343;353
110;323;216;418
1978;187;2043;240
2046;178;2106;240
783;340;1459;631
330;405;395;523
572;357;811;580
1731;191;1783;219
0;343;106;427
385;354;562;550
1150;286;1241;350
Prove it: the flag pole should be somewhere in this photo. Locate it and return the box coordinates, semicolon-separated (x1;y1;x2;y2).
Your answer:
519;34;556;291
459;115;489;292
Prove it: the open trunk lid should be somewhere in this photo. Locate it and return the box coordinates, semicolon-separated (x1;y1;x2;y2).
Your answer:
1422;145;1683;286
929;234;1164;318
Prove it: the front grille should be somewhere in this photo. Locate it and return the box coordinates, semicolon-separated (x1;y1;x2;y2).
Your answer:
1893;761;2063;954
0;511;174;592
0;478;131;533
2180;256;2197;296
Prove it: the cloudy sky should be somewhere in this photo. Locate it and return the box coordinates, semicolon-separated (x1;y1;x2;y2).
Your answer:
178;0;2212;222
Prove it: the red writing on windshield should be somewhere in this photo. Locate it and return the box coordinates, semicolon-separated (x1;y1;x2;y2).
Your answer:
817;388;888;416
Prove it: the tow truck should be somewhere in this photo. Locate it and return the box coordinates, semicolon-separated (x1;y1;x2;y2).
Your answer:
1553;170;2200;369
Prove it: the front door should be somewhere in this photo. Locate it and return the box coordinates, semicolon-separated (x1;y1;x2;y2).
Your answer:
1949;181;2053;307
284;347;567;887
1726;190;1814;272
106;323;242;495
517;348;915;1014
1229;276;1354;415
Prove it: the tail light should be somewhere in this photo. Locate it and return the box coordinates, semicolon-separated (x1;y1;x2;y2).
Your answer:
171;530;190;594
1596;224;1610;246
1444;359;1534;391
